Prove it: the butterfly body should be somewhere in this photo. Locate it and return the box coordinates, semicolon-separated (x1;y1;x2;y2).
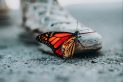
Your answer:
36;31;80;58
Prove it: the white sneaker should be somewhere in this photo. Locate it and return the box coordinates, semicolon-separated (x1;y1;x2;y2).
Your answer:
22;0;102;53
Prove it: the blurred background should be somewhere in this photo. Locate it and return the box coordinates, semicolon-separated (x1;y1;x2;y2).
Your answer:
0;0;122;49
0;0;123;82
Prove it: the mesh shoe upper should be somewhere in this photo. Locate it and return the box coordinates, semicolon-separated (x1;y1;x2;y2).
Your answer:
22;0;102;52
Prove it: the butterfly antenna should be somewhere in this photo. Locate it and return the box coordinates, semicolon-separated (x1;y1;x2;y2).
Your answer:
75;20;80;34
77;20;79;31
75;20;80;35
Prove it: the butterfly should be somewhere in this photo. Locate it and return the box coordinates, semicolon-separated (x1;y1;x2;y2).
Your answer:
36;31;83;58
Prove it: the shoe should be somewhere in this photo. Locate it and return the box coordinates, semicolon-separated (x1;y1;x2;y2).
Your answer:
0;0;9;23
22;0;102;53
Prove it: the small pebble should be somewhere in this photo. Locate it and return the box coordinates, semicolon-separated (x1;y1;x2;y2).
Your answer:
91;61;97;63
108;69;114;72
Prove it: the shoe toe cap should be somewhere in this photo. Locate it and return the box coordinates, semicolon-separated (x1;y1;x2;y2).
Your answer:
77;31;102;52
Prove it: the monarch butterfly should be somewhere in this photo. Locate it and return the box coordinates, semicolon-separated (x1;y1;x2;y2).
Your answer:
36;31;93;58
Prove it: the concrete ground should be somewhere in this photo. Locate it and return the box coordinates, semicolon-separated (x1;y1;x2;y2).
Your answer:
0;2;123;82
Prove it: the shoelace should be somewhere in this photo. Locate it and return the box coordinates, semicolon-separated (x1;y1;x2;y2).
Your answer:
41;0;73;28
26;0;87;31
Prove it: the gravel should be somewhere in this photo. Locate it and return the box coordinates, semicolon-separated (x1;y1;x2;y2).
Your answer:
0;2;122;82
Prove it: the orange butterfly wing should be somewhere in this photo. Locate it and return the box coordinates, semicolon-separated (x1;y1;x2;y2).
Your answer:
36;32;73;57
61;36;76;58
